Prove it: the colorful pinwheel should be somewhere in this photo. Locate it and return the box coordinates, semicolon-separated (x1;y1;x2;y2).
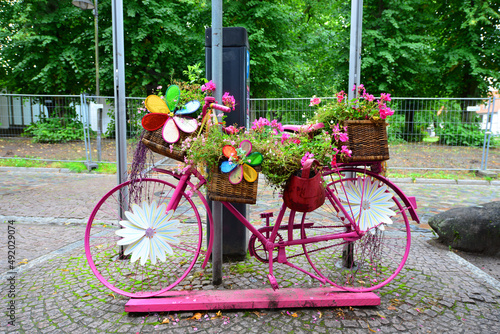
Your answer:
141;85;200;143
220;140;263;184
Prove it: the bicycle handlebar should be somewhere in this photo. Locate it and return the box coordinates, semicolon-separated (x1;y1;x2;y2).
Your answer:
211;103;231;113
202;96;231;116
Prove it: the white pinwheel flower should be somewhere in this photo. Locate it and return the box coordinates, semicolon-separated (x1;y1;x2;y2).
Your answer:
338;176;396;232
115;201;181;265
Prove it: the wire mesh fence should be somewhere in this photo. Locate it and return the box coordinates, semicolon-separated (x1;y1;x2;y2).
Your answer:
250;96;499;172
0;93;498;172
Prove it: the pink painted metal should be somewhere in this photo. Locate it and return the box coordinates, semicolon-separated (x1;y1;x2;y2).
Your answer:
124;287;380;313
85;159;419;301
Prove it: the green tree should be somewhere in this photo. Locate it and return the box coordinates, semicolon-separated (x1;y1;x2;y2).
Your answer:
434;0;500;97
1;0;499;98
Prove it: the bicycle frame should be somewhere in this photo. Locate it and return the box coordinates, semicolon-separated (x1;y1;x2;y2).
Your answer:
153;165;379;286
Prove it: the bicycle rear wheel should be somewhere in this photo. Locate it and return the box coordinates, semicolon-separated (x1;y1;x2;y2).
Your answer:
301;168;413;292
85;178;204;298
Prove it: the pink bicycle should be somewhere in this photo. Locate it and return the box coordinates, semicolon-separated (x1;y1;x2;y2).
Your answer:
85;104;419;298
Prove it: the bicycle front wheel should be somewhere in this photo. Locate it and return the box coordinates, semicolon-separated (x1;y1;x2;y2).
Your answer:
301;168;413;292
85;178;204;298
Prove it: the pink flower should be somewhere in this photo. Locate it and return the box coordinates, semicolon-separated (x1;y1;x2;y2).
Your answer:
378;104;394;119
225;125;239;134
336;91;346;103
380;93;391;102
309;95;321;106
301;152;314;166
251;117;271;131
280;132;290;144
201;80;216;95
341;146;352;157
363;93;375;102
338;132;349;142
270;119;284;132
357;84;366;96
222;92;236;111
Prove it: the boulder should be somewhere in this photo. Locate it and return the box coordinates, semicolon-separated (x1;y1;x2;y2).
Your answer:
428;201;500;255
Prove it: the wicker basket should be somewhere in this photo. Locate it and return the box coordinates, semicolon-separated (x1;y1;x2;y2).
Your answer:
339;120;389;162
207;168;259;204
141;128;190;162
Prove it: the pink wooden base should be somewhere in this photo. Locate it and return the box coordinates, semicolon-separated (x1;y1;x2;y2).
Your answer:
125;287;380;313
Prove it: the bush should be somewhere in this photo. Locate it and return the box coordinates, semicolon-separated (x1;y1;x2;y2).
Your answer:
23;117;86;143
435;122;485;147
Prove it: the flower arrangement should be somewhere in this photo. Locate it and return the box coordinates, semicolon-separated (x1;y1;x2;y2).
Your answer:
311;84;394;126
249;118;351;191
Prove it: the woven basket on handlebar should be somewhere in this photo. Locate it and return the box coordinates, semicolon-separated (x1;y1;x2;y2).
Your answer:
339;120;389;162
207;167;259;204
141;128;190;162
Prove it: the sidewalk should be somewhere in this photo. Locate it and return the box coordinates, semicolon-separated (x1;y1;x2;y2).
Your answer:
1;168;500;333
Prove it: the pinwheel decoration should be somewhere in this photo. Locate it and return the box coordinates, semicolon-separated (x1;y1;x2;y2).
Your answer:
141;85;200;143
115;201;181;266
220;140;263;184
337;176;396;232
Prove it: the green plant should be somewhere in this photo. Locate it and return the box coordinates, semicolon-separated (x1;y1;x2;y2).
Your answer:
252;123;335;191
23;117;87;143
435;121;485;147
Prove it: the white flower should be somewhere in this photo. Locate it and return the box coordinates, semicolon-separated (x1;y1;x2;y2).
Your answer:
115;201;181;265
337;176;395;232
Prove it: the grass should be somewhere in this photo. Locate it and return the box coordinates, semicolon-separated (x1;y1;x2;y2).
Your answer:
385;169;497;181
0;156;117;174
0;155;496;180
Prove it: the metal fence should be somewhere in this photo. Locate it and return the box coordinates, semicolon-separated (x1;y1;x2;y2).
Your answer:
250;96;499;172
0;93;145;167
0;93;498;172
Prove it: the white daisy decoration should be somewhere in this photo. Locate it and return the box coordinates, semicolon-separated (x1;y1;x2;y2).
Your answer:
337;176;396;232
115;201;181;266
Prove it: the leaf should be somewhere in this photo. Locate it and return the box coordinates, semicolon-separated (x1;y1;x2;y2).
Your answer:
387;305;396;310
290;312;298;318
252;311;266;317
108;293;115;299
211;310;223;319
188;313;203;320
161;318;170;324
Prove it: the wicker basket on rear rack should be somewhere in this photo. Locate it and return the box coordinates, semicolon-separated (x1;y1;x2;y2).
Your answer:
141;128;189;162
339;120;389;162
207;165;260;205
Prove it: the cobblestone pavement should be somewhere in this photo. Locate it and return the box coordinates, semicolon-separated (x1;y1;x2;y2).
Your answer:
1;168;500;333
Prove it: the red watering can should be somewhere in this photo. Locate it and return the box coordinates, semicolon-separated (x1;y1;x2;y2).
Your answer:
283;159;325;212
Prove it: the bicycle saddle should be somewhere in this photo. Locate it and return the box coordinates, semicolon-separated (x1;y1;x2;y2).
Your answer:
282;123;324;133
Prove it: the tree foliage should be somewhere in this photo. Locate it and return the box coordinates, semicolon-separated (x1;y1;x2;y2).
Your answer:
0;0;499;98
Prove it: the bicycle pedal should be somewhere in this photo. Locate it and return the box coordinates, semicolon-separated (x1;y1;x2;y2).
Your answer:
267;274;279;291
